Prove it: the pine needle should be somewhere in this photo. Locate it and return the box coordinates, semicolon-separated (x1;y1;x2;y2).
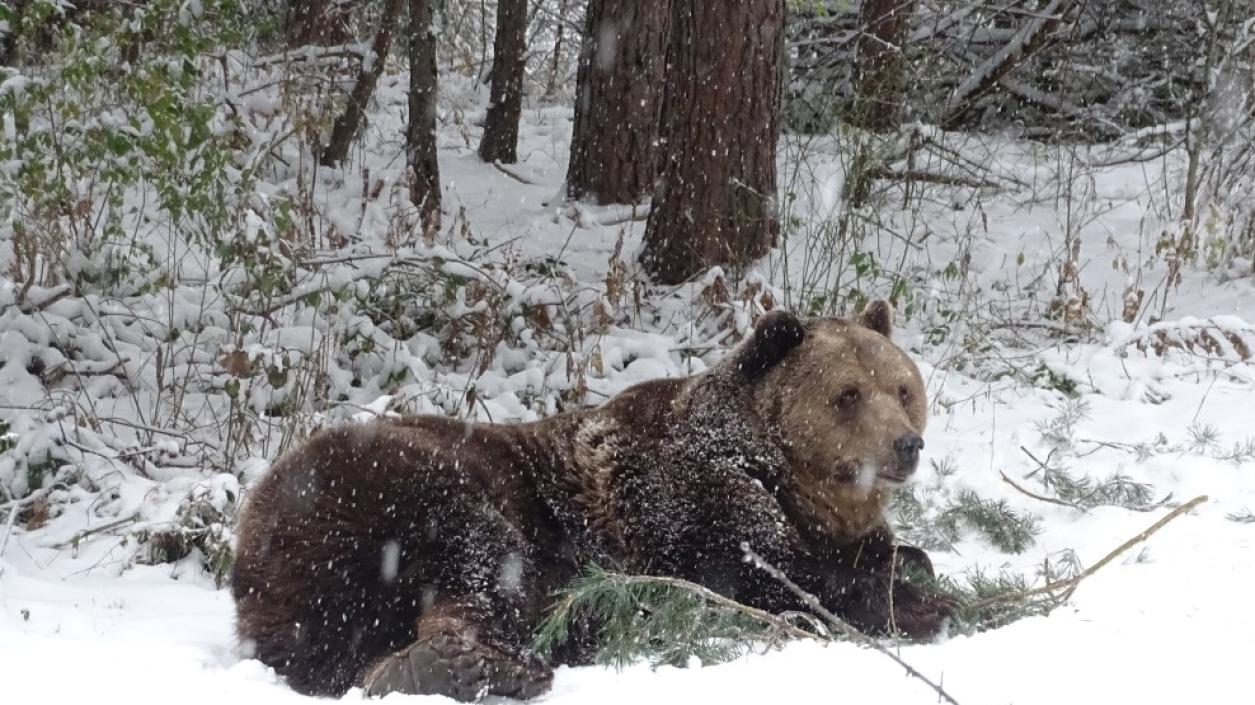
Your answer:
532;565;817;669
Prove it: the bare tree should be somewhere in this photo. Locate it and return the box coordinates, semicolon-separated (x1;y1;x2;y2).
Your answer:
321;0;405;166
478;0;528;164
640;0;785;284
566;0;672;204
407;0;441;236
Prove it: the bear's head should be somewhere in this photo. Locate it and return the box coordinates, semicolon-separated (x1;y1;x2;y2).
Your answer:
726;301;928;540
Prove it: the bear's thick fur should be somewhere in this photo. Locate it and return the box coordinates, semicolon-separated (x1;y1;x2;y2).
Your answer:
231;302;953;700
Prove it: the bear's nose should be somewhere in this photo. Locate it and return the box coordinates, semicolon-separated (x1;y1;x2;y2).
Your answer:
894;433;925;467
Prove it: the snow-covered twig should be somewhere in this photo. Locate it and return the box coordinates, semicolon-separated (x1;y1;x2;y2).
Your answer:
49;514;142;551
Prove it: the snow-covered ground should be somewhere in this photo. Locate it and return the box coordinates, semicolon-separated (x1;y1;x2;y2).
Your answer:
3;71;1255;704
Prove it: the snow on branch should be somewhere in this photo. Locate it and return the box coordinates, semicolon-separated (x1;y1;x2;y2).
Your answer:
940;0;1078;128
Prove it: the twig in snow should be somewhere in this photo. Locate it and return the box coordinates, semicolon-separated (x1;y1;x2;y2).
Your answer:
1000;470;1080;509
742;543;963;705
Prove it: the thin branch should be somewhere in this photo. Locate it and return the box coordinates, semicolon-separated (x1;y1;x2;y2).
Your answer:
742;544;963;705
967;495;1208;611
1000;470;1080;509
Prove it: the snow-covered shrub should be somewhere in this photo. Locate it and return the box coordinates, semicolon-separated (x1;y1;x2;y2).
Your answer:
138;475;240;586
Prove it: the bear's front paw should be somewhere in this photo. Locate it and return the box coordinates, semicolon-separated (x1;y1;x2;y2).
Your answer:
891;544;936;580
363;632;553;702
887;582;958;640
483;647;552;700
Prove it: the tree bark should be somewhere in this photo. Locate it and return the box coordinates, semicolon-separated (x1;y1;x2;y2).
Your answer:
321;0;405;167
852;0;916;132
407;0;441;236
477;0;528;164
288;0;353;47
640;0;784;284
566;0;672;204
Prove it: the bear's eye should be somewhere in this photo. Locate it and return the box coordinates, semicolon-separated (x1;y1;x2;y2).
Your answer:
898;385;912;405
835;387;860;410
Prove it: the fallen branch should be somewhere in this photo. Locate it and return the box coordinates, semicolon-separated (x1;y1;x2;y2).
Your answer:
245;42;370;69
966;494;1207;611
51;514;142;551
491;161;538;185
871;166;1001;190
13;284;73;315
743;544;962;705
941;0;1077;128
42;357;131;387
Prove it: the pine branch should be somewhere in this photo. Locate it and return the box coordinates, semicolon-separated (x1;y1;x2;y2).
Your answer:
1019;446;1157;511
945;489;1040;553
933;554;1080;633
532;565;818;669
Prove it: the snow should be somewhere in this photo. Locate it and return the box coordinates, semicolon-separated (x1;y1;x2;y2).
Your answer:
3;48;1255;705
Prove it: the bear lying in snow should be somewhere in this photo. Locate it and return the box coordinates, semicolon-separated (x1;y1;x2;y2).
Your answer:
231;301;954;700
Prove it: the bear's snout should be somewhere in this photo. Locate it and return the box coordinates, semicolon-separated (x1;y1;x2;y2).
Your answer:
892;432;924;476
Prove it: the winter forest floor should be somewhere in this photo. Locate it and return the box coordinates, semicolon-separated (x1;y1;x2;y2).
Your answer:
3;69;1255;704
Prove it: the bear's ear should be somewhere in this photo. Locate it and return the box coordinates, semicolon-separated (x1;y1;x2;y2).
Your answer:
859;299;894;338
734;311;806;380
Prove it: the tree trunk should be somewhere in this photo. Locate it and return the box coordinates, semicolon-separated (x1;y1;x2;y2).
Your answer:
640;0;784;284
321;0;405;167
407;0;441;236
852;0;915;132
288;0;353;47
566;0;672;204
477;0;528;164
543;0;571;100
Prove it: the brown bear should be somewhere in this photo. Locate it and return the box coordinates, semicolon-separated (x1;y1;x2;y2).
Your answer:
231;301;953;701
